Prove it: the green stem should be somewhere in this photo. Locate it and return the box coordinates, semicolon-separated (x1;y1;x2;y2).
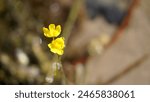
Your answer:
62;0;83;44
58;0;83;84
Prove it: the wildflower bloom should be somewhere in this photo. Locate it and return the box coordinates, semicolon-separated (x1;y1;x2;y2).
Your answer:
48;37;65;55
43;24;61;37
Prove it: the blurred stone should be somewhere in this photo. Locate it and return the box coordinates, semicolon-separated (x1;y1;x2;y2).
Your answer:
65;17;116;58
85;5;150;84
112;57;150;84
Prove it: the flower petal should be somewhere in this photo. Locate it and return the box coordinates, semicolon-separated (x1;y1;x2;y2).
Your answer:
58;37;65;48
56;25;61;34
49;24;55;31
48;37;65;55
52;25;61;37
57;50;63;55
43;27;50;37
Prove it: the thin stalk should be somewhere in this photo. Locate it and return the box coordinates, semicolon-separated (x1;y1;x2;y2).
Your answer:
62;0;83;44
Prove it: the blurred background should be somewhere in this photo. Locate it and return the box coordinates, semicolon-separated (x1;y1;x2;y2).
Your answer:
0;0;150;84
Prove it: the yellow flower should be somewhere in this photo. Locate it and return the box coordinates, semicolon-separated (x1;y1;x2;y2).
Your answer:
43;24;61;37
48;37;65;55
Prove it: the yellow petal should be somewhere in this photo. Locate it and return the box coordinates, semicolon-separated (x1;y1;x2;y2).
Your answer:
57;50;63;55
56;25;61;34
58;37;65;48
52;25;61;37
48;43;51;49
49;24;55;31
54;49;63;55
49;24;58;37
52;48;63;55
48;37;65;55
48;43;63;55
43;27;50;37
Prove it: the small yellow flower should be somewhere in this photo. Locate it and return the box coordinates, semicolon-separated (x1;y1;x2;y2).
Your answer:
43;24;61;37
48;37;65;55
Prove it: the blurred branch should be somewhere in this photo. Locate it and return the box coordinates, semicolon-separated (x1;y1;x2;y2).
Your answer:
31;36;52;75
109;0;139;46
62;0;83;44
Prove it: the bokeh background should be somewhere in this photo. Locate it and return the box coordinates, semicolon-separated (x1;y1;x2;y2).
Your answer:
0;0;150;84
